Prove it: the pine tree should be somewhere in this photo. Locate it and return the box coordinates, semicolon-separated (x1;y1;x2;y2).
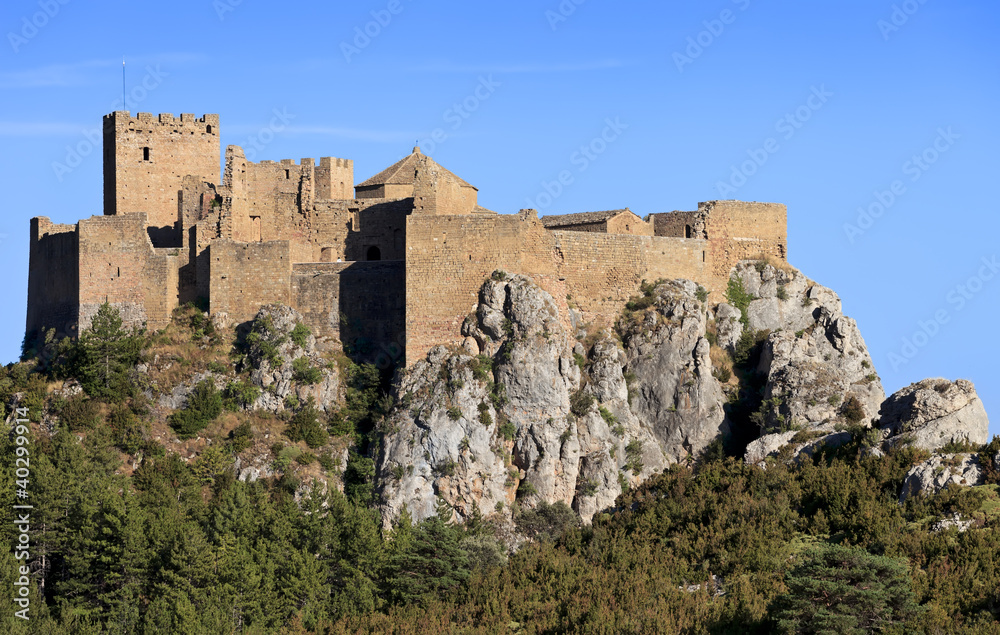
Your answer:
772;544;920;634
73;302;145;402
387;499;470;605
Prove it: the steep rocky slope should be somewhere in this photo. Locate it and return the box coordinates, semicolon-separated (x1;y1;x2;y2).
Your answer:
375;262;991;526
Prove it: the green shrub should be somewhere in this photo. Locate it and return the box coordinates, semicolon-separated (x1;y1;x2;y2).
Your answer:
725;276;756;326
228;421;253;453
108;402;147;453
599;406;617;425
223;379;261;410
470;355;493;381
285;405;329;449
290;323;310;348
696;286;709;303
207;360;228;374
573;352;587;369
712;366;732;383
499;420;516;441
60;395;102;431
295;452;317;466
447;406;462;421
435;459;458;477
478;402;492;426
733;328;763;367
318;452;338;471
841;396;866;424
776;284;788;301
515;501;578;542
625;439;644;475
170;379;223;439
570;390;595;417
292;356;323;385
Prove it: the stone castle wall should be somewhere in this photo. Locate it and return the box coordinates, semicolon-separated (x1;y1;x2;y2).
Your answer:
26;218;79;342
208;240;292;325
403;210;717;363
103;112;220;247
77;213;179;331
28;110;790;371
293;261;405;366
703;200;787;292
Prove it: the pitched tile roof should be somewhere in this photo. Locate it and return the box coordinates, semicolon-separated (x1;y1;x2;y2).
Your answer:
357;147;476;189
540;209;634;228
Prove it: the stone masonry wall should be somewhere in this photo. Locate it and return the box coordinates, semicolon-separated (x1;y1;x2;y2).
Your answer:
606;214;654;236
292;261;405;367
403;210;714;364
209;240;292;326
77;213;176;331
553;231;710;321
652;211;704;238
104;112;220;247
704;200;787;294
26;218;79;341
404;211;554;363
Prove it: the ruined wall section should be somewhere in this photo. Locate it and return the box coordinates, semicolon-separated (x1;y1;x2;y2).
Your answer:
292;261;405;366
553;232;710;321
651;211;706;239
703;200;787;293
315;157;354;200
103;112;220;247
222;148;359;263
77;213;177;331
26;218;79;342
208;240;291;326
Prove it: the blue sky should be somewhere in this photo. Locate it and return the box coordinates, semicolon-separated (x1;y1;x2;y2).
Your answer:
1;0;997;437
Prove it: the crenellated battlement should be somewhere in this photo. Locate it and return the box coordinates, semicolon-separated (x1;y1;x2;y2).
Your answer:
104;111;220;134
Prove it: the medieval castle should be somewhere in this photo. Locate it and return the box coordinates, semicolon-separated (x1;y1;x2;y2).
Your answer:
27;112;787;367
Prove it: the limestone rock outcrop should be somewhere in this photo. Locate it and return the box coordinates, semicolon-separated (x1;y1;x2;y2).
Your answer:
898;453;985;502
878;379;989;452
376;274;728;527
733;262;884;433
242;304;342;413
618;280;730;465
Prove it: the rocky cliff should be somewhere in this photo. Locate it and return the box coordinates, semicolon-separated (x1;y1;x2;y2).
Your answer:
373;263;991;527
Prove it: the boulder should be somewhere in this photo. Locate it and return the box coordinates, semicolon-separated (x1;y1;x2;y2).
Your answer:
879;379;989;452
898;453;984;502
726;261;884;434
377;274;731;528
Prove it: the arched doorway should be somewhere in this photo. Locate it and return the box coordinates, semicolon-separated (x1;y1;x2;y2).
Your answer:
366;246;381;261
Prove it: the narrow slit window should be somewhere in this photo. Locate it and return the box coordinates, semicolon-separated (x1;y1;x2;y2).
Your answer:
142;147;150;161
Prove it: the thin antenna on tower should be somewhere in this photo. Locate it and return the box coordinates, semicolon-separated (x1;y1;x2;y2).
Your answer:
122;57;126;109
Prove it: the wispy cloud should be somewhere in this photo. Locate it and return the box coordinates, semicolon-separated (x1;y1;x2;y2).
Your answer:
408;59;629;73
0;53;206;89
0;121;86;136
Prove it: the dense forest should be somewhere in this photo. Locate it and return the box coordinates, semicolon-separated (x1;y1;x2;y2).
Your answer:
2;303;999;634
